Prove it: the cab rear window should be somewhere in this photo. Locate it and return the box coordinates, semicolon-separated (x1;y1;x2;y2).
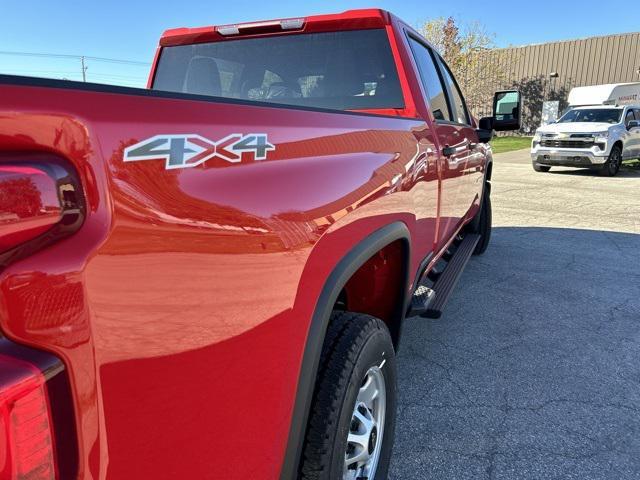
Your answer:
152;29;404;111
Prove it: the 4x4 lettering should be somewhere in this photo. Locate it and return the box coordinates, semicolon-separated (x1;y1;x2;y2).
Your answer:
233;135;273;160
125;137;196;167
123;133;275;170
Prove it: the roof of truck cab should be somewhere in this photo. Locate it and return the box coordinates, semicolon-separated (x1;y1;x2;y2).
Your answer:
159;9;395;47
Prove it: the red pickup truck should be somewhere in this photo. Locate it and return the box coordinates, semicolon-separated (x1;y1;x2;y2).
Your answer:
0;8;521;480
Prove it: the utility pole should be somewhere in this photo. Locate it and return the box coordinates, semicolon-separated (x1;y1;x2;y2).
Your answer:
81;56;87;82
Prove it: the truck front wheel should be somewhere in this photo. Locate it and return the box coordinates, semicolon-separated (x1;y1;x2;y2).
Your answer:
300;312;397;480
599;145;622;177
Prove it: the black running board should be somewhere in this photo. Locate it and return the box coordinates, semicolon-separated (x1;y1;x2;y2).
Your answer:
408;233;480;319
407;285;436;317
424;233;479;318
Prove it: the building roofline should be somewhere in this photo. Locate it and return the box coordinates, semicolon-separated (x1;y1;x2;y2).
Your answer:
499;30;640;51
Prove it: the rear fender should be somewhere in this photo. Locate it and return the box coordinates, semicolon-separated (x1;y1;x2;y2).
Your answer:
279;221;411;479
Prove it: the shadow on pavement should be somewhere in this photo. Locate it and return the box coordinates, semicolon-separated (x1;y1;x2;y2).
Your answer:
546;165;640;177
391;226;640;480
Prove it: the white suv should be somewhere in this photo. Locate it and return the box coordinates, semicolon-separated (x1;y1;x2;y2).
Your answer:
531;105;640;176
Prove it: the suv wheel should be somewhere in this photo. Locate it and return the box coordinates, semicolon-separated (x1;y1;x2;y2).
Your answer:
300;312;397;480
600;145;622;176
532;163;551;172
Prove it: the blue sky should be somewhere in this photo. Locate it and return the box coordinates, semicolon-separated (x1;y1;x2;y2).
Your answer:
1;0;638;87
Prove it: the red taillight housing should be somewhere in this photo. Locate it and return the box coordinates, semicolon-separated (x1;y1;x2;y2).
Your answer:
0;339;66;480
0;365;56;479
0;156;84;269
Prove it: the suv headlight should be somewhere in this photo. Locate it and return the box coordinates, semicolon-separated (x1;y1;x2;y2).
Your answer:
532;131;542;144
594;131;609;140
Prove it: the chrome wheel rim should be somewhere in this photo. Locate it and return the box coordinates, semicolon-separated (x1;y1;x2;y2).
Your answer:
343;365;386;480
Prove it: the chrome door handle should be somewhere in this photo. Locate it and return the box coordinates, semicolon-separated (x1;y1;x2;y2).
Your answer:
442;144;468;156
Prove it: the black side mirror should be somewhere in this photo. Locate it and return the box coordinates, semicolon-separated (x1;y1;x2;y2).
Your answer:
628;120;640;130
477;117;494;143
492;90;522;131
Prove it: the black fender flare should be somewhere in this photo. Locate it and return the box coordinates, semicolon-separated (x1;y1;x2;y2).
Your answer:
485;157;492;195
468;156;492;233
279;221;411;479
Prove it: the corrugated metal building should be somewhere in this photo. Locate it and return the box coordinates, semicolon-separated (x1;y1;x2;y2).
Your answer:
468;32;640;132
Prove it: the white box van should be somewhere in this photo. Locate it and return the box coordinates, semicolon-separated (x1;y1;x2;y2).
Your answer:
531;83;640;176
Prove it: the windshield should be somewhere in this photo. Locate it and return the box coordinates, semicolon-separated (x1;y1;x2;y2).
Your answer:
557;108;623;124
152;29;404;111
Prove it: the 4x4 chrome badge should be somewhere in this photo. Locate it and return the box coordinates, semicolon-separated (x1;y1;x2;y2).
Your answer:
123;133;275;170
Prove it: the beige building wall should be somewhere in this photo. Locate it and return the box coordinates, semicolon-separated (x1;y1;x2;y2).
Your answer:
468;32;640;132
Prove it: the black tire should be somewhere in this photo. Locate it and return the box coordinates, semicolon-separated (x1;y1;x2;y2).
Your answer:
599;145;622;176
471;188;492;255
300;312;397;480
533;163;551;172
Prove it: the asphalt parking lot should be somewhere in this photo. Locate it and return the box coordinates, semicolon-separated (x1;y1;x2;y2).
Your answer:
390;150;640;479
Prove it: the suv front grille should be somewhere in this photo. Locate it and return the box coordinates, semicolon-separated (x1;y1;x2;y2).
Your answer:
540;139;595;148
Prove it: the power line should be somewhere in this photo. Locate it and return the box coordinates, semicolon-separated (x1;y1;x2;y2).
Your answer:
85;72;147;80
1;68;146;79
0;50;151;66
0;49;151;86
5;69;82;75
2;69;146;81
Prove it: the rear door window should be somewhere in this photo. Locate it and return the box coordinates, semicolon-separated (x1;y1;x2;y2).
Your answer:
435;56;470;125
407;37;452;121
153;29;404;111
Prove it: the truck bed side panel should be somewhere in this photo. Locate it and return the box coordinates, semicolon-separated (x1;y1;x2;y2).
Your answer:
0;82;434;479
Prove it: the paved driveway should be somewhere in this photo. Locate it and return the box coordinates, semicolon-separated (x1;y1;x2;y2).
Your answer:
390;151;640;479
